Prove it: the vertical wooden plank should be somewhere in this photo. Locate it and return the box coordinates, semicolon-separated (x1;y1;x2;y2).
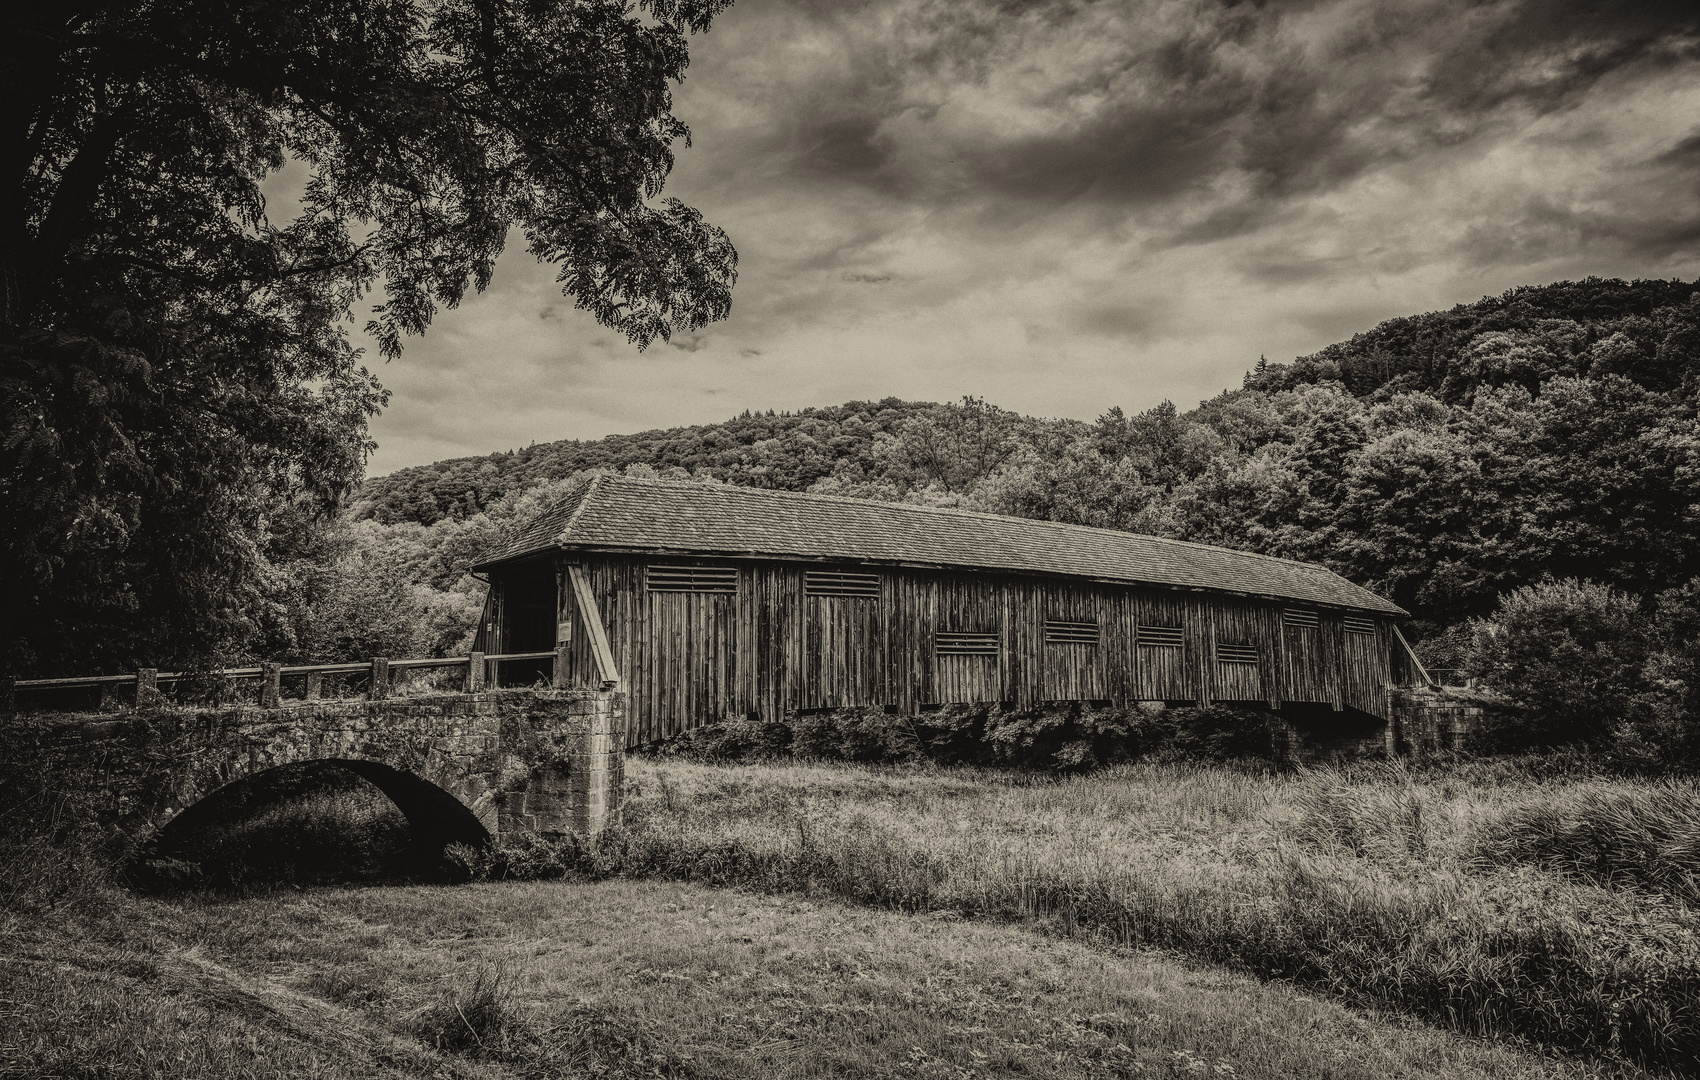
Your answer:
1328;611;1347;711
1191;596;1212;707
736;563;753;716
567;564;621;691
1262;603;1283;709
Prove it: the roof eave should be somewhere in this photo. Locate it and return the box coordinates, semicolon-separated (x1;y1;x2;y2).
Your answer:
483;540;1405;616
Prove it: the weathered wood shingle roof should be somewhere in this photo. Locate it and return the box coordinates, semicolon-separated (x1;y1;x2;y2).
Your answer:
475;475;1404;614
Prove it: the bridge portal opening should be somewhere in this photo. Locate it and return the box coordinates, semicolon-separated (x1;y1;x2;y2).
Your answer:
127;759;489;891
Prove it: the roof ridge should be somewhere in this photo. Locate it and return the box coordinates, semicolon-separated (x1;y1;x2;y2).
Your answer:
556;472;604;543
591;475;1347;580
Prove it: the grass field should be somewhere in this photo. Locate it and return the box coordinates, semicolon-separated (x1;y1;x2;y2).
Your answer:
559;756;1700;1072
0;873;1655;1079
3;754;1696;1077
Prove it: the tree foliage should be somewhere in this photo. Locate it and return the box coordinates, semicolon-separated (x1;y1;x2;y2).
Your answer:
1464;579;1648;748
2;0;736;673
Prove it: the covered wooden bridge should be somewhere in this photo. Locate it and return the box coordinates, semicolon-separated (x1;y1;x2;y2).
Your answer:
472;475;1422;747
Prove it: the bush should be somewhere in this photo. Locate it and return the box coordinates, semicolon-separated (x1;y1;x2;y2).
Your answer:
1618;578;1700;770
446;830;577;882
792;706;922;763
1464;579;1647;749
1164;705;1280;762
645;701;1290;770
651;713;796;761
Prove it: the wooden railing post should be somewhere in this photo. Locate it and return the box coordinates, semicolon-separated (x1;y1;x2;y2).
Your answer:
304;670;322;701
370;657;390;700
553;644;570;688
260;662;282;708
1;676;15;716
467;651;485;692
135;668;160;709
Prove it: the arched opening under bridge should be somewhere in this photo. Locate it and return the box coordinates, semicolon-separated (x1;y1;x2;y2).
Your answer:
127;758;489;890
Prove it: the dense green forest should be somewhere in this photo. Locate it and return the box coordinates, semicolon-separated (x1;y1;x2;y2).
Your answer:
342;277;1698;650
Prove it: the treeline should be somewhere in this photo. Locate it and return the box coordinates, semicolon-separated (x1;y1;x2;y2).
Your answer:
353;276;1700;650
353;399;953;525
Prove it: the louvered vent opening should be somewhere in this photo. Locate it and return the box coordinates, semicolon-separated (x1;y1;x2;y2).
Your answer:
1045;620;1098;645
1283;609;1320;630
937;632;998;656
1137;624;1185;648
1217;641;1260;665
805;570;881;598
1344;615;1377;636
646;565;737;593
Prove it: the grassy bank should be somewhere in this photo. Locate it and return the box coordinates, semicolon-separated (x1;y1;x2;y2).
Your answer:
548;757;1700;1072
0;873;1653;1079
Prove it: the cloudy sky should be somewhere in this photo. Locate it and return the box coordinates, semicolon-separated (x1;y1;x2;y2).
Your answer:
362;0;1700;475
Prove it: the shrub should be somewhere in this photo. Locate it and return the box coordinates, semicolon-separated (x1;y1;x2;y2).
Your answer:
1464;579;1647;749
1617;578;1700;770
1165;704;1279;762
644;702;1290;770
910;703;989;764
448;830;577;882
652;713;796;761
982;701;1173;770
792;706;922;763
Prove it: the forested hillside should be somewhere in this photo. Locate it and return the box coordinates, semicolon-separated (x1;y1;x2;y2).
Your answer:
340;277;1700;661
352;399;955;525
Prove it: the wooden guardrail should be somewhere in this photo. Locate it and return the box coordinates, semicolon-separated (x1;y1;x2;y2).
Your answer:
4;649;572;712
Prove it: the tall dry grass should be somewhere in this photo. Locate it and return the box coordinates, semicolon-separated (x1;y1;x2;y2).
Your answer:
559;758;1700;1073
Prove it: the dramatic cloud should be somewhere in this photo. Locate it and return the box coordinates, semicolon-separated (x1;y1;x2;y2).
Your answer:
363;0;1700;474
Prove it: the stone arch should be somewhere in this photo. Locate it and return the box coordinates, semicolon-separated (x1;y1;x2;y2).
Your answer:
137;757;490;884
133;725;500;845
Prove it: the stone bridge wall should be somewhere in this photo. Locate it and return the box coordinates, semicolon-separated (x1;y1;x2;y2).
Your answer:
1;689;625;851
1390;686;1486;752
1263;687;1487;763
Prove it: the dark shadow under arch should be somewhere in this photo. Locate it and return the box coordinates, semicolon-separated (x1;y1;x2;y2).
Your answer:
129;758;489;891
335;759;490;851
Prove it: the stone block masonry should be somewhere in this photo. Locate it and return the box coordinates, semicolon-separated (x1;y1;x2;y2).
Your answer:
1259;686;1483;764
1390;686;1485;753
2;689;627;854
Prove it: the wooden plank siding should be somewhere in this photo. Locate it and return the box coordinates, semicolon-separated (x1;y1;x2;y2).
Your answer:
1037;582;1105;704
494;553;1399;747
1279;611;1333;707
1132;591;1197;704
1342;618;1392;719
1208;600;1272;706
931;574;1002;706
